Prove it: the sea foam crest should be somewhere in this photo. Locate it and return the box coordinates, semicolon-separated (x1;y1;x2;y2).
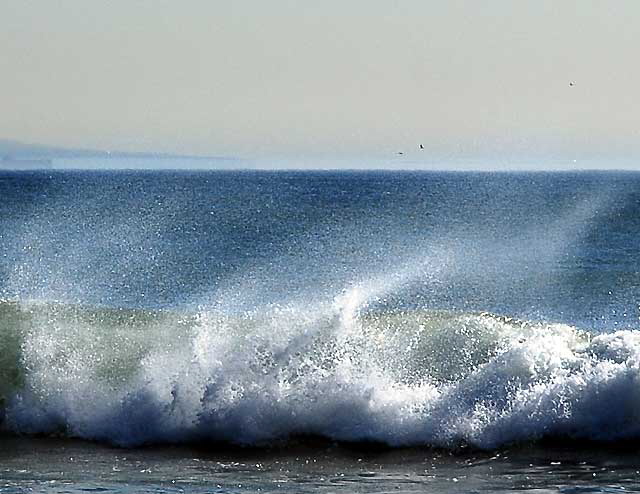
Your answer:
2;294;640;449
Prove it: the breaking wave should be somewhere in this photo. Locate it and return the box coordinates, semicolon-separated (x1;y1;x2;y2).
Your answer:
2;291;640;450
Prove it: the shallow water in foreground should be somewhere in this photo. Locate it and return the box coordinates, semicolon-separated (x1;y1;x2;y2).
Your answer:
2;436;640;493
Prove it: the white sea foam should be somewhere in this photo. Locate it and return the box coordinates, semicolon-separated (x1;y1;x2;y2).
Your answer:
2;293;640;450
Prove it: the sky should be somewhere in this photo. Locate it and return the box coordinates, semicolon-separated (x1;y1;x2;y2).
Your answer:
1;1;640;168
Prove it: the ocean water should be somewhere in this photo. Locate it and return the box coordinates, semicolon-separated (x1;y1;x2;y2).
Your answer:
1;169;640;492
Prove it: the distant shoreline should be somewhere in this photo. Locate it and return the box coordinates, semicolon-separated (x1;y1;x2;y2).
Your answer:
0;157;53;170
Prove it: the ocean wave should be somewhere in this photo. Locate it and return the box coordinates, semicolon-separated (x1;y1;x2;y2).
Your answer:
1;293;640;450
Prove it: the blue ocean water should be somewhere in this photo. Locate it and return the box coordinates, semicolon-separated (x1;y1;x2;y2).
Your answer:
0;170;640;492
2;170;638;326
2;169;640;492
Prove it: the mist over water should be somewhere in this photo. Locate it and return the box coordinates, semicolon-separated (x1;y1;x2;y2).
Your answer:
1;169;640;450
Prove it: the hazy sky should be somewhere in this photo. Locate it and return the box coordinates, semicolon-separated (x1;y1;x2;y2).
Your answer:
2;1;640;166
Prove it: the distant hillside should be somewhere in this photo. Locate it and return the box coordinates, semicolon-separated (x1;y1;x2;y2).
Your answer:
0;138;231;161
0;138;108;159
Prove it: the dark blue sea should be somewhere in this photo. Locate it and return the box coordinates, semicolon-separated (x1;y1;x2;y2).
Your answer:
1;169;640;493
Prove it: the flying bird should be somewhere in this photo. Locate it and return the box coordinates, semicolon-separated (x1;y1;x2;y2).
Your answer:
419;144;424;150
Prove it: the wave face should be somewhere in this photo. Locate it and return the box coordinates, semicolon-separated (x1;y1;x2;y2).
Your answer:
2;296;640;449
